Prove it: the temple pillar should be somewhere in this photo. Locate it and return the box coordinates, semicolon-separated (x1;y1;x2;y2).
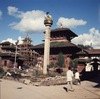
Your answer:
43;12;53;74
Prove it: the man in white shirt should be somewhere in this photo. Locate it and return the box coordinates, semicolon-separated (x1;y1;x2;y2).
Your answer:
75;70;81;85
66;66;74;92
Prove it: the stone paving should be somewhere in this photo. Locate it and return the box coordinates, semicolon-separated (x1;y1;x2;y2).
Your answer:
0;79;100;99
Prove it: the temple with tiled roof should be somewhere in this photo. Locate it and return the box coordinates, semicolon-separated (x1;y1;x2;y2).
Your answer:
0;27;100;74
0;35;39;69
0;41;24;68
32;26;82;68
18;34;39;66
31;25;100;73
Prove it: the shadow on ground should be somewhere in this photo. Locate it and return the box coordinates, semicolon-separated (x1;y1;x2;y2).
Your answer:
80;70;100;88
63;87;68;92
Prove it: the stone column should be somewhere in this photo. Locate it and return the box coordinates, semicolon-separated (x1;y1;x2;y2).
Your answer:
43;12;53;74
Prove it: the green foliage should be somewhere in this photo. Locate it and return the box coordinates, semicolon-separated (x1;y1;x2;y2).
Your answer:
69;58;79;68
0;67;5;75
49;62;55;68
57;53;65;67
51;42;65;47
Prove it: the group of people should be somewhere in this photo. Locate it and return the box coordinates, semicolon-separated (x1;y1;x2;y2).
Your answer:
66;66;81;92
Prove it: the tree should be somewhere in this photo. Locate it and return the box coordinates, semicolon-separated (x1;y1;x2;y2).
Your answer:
57;53;65;67
49;62;55;68
69;58;79;68
0;67;5;76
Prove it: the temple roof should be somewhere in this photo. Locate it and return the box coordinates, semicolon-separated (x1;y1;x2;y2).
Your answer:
33;41;78;48
0;41;17;52
50;28;77;41
85;49;100;54
0;52;24;61
0;41;14;46
85;49;100;55
78;58;88;63
0;52;11;57
32;41;81;55
75;49;100;58
1;46;16;50
22;34;32;43
76;50;88;55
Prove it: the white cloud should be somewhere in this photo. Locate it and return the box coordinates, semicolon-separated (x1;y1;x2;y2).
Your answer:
0;10;2;19
8;6;18;16
2;38;16;44
1;36;23;45
57;17;87;28
71;27;100;49
7;6;45;33
7;6;22;18
17;36;24;44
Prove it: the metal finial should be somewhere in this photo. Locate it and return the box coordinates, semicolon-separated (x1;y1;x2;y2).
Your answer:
60;23;63;28
44;12;53;26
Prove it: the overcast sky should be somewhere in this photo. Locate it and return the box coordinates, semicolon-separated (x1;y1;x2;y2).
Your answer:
0;0;100;48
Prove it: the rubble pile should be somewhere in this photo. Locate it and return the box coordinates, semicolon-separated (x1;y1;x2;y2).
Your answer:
33;76;67;86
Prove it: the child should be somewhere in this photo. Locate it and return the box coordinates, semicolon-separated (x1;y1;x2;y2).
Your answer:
74;70;81;85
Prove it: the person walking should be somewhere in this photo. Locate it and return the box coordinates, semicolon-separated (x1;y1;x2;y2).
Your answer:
74;69;81;85
66;66;74;92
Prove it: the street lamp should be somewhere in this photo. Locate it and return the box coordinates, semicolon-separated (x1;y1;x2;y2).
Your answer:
14;40;19;68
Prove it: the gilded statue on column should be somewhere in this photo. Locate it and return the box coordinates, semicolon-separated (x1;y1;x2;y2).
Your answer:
44;12;53;26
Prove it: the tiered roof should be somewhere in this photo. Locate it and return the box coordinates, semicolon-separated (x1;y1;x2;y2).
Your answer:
32;27;81;55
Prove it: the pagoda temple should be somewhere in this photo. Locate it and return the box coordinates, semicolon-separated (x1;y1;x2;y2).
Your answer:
18;34;39;67
0;41;24;68
0;35;39;69
32;26;82;68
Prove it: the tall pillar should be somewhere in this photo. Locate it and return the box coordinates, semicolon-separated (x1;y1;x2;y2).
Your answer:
43;12;53;74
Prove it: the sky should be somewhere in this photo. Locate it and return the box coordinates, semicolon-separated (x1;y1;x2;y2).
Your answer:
0;0;100;48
